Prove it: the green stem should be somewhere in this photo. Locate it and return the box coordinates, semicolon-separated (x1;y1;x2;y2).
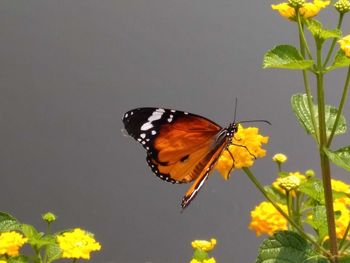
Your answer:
296;11;313;60
242;167;331;257
286;191;293;230
327;66;350;147
297;11;319;143
323;13;344;68
316;42;338;262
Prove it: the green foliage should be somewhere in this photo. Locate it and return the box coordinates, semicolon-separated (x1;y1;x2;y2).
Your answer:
329;50;350;71
256;231;328;263
291;93;347;139
305;206;328;241
45;244;62;263
298;178;325;204
263;45;314;69
324;146;350;172
8;256;29;263
305;20;341;43
264;185;287;204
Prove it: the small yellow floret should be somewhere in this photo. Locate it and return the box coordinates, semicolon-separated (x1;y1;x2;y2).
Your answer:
0;231;27;257
215;125;268;180
272;3;296;19
338;35;350;58
57;228;101;259
191;239;217;252
249;201;288;236
272;153;288;163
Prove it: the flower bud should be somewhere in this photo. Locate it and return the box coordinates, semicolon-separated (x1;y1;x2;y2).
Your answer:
288;0;306;8
272;153;288;164
305;169;315;178
278;175;301;191
334;0;350;13
42;212;57;223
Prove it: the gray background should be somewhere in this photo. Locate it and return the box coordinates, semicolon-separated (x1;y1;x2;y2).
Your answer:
1;1;350;262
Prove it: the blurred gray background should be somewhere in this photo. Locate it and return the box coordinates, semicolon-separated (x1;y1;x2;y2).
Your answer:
1;1;350;262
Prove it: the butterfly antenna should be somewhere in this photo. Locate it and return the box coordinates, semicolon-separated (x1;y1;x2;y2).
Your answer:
238;120;272;125
234;97;238;123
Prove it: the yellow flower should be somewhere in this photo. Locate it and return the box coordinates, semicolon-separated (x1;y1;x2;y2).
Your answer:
0;232;27;257
272;153;288;163
215;125;268;180
0;260;6;263
191;239;216;252
338;35;350;58
249;201;288;236
272;171;306;194
300;0;330;18
190;258;216;263
278;175;302;191
272;3;296;19
334;200;350;239
57;228;101;259
272;0;329;19
332;179;350;205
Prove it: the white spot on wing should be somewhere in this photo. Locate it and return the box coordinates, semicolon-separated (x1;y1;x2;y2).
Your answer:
141;122;153;131
140;133;146;139
151;130;157;135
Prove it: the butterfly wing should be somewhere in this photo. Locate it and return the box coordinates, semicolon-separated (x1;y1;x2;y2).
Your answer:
123;107;229;208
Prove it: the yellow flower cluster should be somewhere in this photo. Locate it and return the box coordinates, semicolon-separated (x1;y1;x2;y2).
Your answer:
215;125;268;180
272;0;330;20
249;202;288;236
334;200;350;239
57;228;101;259
0;231;27;257
191;239;217;252
338;35;350;58
190;258;216;263
273;171;306;194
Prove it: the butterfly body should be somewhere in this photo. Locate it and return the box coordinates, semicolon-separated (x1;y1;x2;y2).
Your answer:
122;107;238;209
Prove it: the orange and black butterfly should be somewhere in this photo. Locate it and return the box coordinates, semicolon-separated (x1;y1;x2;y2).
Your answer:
122;107;268;209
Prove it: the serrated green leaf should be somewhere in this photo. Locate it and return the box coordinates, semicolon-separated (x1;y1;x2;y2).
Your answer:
306;206;328;240
0;211;17;222
324;146;350;172
8;256;29;263
329;50;350;71
263;45;314;69
291;94;347;139
306;20;341;41
0;220;21;232
264;185;287;204
46;243;62;263
256;231;326;263
298;178;324;204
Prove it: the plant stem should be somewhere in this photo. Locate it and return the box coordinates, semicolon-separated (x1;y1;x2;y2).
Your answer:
327;66;350;147
297;12;319;143
242;167;331;257
286;191;293;230
296;11;313;60
323;13;344;68
316;42;338;262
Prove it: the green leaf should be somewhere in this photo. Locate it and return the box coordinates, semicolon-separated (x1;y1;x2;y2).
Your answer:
20;224;52;249
263;45;314;70
8;256;29;263
256;231;327;263
0;220;21;232
291;93;347;139
45;243;62;263
329;50;350;71
0;211;17;222
324;146;350;172
306;20;341;42
264;186;287;204
305;206;328;240
339;255;350;263
298;178;324;204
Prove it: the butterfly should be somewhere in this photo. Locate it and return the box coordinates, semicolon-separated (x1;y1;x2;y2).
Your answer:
122;107;269;209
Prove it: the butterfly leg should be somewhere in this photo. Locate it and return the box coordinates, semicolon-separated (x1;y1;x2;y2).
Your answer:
230;143;257;159
226;148;236;178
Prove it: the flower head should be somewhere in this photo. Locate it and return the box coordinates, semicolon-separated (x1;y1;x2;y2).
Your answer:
215;125;268;180
42;212;57;224
332;179;350;205
191;239;216;252
338;35;350;58
273;171;306;194
334;0;350;13
272;153;288;163
0;232;27;257
57;228;101;259
249;201;288;236
272;0;330;20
